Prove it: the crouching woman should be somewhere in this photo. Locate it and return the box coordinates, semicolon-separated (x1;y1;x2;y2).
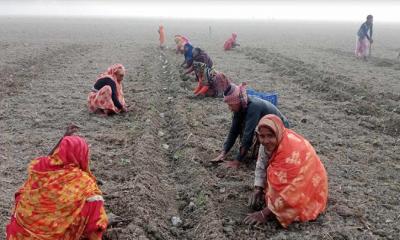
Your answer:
245;115;328;228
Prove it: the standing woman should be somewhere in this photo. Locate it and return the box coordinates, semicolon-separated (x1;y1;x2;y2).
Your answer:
87;64;128;115
355;15;373;60
158;25;166;49
6;125;108;239
245;115;328;228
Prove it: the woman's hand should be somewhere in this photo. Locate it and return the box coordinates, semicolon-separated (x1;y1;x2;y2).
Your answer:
243;208;271;226
248;187;265;210
64;124;79;136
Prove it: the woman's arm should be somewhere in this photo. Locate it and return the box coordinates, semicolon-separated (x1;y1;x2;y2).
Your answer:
223;113;241;154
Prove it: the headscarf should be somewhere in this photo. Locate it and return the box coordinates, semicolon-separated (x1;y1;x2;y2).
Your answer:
175;35;189;44
97;63;126;83
223;82;248;108
32;136;90;173
10;136;105;239
256;114;286;147
232;32;237;40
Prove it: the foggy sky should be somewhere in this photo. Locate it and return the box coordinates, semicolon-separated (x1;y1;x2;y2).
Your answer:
1;0;399;22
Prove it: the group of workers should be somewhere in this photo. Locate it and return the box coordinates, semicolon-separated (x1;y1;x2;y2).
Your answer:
15;16;393;238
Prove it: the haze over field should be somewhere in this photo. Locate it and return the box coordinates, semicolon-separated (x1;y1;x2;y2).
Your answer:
0;0;400;22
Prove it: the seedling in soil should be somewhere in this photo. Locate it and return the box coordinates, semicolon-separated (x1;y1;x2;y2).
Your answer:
173;150;183;161
195;191;207;208
120;158;131;165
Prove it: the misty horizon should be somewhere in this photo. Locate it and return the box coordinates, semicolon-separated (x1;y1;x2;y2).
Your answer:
1;1;399;22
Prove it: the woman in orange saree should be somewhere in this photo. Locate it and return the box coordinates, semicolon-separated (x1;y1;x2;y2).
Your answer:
244;114;328;228
158;25;166;49
6;125;108;240
87;64;128;115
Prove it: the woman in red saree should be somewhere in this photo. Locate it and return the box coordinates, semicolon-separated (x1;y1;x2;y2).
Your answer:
87;64;128;115
6;125;108;240
245;115;328;228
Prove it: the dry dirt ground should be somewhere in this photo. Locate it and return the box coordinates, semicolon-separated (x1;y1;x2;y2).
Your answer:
0;18;399;240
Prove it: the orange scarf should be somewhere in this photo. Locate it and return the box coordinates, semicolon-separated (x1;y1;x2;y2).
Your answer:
257;115;328;227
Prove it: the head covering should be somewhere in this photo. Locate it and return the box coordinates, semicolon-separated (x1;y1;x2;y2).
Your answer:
32;136;90;173
256;114;286;145
367;15;373;20
58;136;90;171
174;35;181;44
97;64;126;82
223;82;248;108
179;35;190;44
232;33;237;40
